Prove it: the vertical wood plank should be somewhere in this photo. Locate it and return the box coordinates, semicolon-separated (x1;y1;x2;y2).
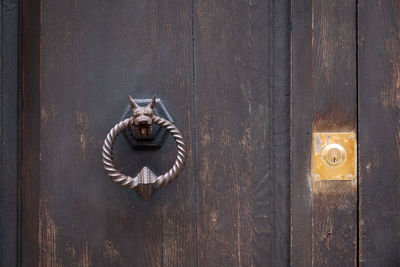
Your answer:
22;0;194;266
21;0;41;266
273;0;291;265
154;1;196;266
358;0;400;265
291;0;357;266
195;0;290;265
291;0;313;264
0;0;21;266
311;1;357;266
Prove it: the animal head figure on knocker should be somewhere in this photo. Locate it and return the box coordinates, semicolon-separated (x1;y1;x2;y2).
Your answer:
129;95;156;138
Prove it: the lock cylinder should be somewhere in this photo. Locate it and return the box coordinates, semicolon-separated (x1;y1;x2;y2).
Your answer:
322;144;346;167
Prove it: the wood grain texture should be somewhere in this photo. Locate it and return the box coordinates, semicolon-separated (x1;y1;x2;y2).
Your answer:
0;0;20;266
23;0;194;266
20;0;291;265
358;0;400;265
272;0;291;264
154;2;196;266
291;0;314;264
15;0;400;265
291;0;357;266
194;0;290;265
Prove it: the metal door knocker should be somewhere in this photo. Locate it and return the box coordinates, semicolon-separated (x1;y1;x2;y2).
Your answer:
102;96;187;199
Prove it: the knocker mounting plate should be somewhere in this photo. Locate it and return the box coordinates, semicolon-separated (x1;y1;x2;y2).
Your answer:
121;98;174;148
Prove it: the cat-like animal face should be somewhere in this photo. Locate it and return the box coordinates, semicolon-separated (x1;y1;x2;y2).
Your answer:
129;95;156;138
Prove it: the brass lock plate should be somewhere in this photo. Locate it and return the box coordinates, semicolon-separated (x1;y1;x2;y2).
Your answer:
312;132;356;181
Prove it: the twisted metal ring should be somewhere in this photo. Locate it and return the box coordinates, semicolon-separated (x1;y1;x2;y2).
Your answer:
102;116;186;189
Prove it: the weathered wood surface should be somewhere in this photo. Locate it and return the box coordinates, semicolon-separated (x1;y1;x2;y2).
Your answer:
358;0;400;266
19;0;290;266
291;0;357;266
23;0;196;266
195;0;290;266
15;0;400;265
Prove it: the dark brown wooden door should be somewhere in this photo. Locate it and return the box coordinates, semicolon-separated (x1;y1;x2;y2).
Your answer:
1;0;399;266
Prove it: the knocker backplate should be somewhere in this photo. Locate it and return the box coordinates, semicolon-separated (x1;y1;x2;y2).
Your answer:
121;98;174;148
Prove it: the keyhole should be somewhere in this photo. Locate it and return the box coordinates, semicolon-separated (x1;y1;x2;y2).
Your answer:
322;144;345;166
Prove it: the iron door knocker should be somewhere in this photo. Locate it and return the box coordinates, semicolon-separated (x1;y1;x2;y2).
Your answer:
102;96;187;199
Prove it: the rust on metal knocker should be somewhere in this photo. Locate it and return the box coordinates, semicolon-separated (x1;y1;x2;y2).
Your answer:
102;96;187;199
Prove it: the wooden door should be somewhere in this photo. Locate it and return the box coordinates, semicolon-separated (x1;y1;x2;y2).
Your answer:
0;0;399;266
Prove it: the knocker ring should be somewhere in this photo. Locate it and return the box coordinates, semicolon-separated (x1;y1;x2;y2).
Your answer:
101;96;187;199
